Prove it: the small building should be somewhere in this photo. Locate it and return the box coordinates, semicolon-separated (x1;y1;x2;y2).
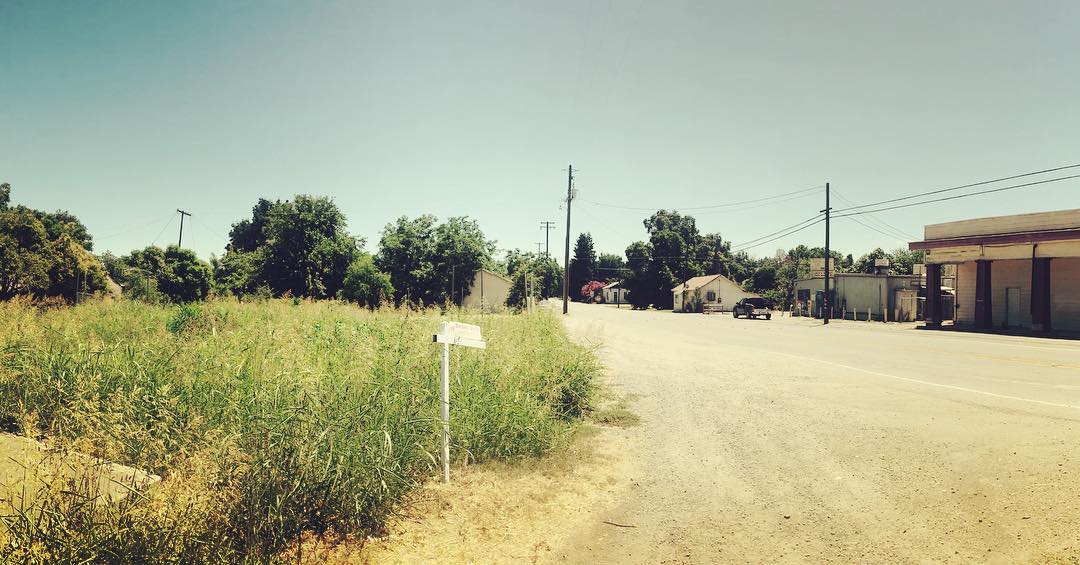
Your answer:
795;273;922;321
909;208;1080;332
672;274;758;313
601;281;629;305
461;268;512;312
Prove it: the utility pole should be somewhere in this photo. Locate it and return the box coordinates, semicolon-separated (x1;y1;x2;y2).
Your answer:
540;221;556;256
562;165;574;315
822;183;831;325
176;209;192;248
535;242;544;255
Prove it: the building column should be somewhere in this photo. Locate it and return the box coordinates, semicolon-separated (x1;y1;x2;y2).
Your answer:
925;263;942;327
1031;257;1052;332
974;260;993;329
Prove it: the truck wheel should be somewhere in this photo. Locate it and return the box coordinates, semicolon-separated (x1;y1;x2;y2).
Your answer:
766;314;772;320
732;310;739;318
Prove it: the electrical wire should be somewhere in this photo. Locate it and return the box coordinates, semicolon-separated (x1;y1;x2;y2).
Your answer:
732;213;824;249
831;189;917;241
731;217;826;253
579;185;823;212
149;214;177;246
834;174;1080;218
832;163;1080;214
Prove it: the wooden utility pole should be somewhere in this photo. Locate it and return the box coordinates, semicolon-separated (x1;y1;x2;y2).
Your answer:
540;221;556;256
562;165;574;315
176;209;191;248
823;183;831;324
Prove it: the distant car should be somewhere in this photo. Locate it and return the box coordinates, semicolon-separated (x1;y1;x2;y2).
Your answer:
732;297;771;320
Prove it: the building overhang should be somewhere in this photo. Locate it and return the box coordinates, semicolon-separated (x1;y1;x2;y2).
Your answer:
909;228;1080;251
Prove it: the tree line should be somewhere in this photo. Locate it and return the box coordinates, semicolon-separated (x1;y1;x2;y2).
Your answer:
567;209;923;310
2;183;920;310
0;185;567;309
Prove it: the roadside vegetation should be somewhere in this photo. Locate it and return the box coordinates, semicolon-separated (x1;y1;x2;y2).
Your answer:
0;298;597;562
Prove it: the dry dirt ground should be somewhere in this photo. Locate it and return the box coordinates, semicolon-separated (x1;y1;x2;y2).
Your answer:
340;303;1080;564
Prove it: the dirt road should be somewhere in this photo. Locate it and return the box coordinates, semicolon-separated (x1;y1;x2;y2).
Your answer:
558;304;1080;564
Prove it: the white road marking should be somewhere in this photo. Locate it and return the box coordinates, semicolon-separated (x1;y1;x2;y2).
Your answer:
766;350;1080;411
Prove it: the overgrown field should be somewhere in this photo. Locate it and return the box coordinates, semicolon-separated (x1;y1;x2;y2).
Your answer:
0;299;597;562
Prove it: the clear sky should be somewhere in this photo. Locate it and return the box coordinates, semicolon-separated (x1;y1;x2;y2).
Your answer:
3;1;1078;262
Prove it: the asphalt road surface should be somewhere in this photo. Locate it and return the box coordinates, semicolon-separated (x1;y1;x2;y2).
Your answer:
559;303;1080;564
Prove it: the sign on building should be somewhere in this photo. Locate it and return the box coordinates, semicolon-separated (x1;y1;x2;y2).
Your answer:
809;258;835;278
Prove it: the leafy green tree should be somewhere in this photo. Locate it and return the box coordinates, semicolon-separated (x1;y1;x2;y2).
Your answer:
339;254;394;309
749;264;778;293
568;233;597;300
854;248;888;273
597;252;626;280
258;195;361;298
227;198;277;252
623;241;655;309
0;186;105;301
887;248;924;275
377;215;438;304
376;215;493;306
33;210;93;251
210;251;259;298
505;250;563;307
120;245;212;302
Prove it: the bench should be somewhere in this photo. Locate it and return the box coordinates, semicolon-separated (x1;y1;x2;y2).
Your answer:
703;303;726;315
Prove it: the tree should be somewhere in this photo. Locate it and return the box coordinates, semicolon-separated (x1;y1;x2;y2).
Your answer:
120;245;212;303
376;215;494;306
887;248;924;275
749;265;777;293
339;254;394;309
505;249;563;308
0;186;106;301
258;195;361;298
568;233;597;300
622;241;655;309
218;196;361;299
597;253;626;280
854;248;888;274
211;251;259;298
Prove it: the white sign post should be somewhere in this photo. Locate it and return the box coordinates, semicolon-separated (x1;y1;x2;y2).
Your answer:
432;321;486;482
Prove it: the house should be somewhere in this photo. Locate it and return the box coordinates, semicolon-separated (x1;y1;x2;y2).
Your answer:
601;281;629;305
795;273;923;321
672;274;758;313
460;268;512;312
909;208;1080;332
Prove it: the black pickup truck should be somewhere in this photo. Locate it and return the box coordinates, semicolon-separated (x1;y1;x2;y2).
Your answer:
732;297;772;320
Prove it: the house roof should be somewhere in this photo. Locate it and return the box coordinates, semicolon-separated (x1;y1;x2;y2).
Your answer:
602;281;622;289
671;274;722;293
476;268;512;284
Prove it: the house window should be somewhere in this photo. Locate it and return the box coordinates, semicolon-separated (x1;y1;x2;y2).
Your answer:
706;291;717;302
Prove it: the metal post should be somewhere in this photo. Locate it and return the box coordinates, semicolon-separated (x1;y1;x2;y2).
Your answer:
441;341;450;483
823;183;831;325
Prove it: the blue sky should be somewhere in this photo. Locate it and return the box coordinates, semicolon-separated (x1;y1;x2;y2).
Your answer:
2;1;1078;262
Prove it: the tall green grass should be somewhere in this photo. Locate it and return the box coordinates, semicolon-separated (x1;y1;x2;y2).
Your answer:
0;298;596;561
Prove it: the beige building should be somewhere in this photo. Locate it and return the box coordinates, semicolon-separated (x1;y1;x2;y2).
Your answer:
672;274;758;313
601;281;629;305
910;208;1080;332
460;268;512;312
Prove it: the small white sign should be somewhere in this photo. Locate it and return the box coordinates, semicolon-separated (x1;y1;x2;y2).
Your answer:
433;320;487;483
433;321;486;349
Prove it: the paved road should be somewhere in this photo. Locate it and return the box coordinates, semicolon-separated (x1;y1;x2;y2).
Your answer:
559;303;1080;564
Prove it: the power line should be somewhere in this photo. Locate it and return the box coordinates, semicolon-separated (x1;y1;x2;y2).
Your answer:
832;163;1080;214
150;214;177;246
732;213;824;249
831;189;917;241
834;174;1080;218
731;217;826;253
579;184;822;212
